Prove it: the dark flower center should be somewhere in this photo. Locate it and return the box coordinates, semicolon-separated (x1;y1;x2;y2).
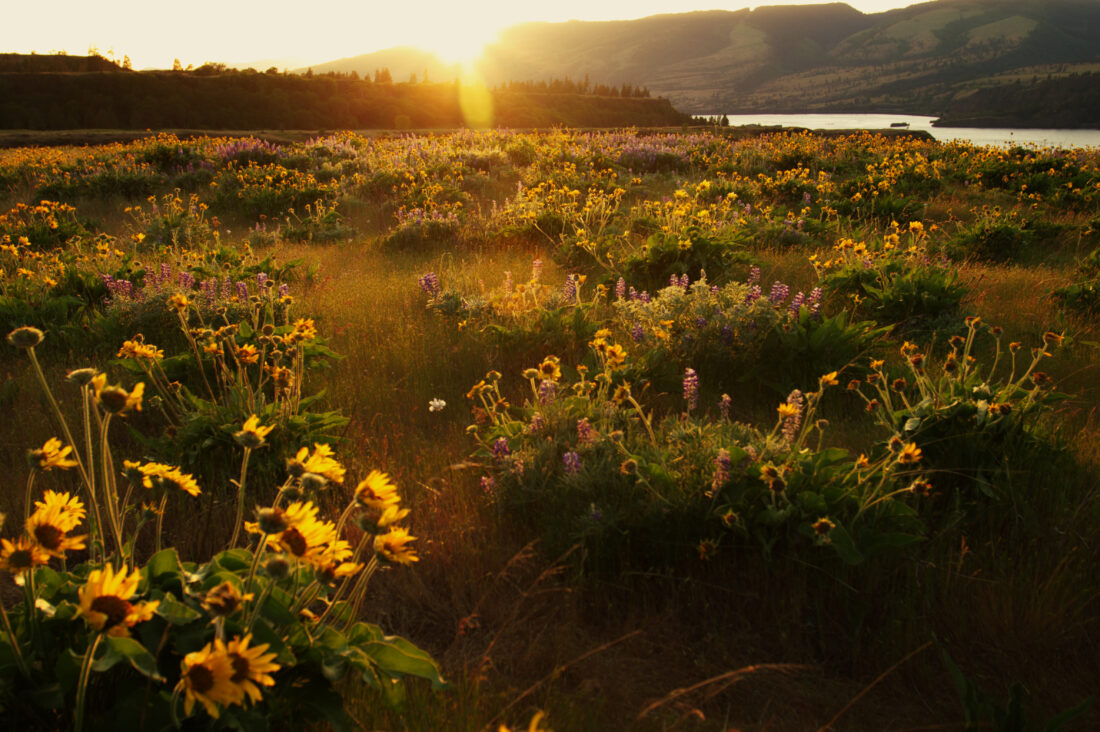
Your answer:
230;654;250;683
33;523;64;550
8;549;33;570
186;663;215;694
90;595;132;628
282;527;308;557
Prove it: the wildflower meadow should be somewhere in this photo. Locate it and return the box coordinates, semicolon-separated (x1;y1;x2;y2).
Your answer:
0;128;1097;730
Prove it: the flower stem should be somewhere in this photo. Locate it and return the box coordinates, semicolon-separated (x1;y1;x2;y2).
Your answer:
229;447;252;549
0;599;29;678
74;634;104;732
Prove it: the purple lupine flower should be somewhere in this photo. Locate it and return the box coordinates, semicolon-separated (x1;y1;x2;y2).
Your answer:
202;279;217;307
491;437;511;460
711;448;731;494
768;281;790;305
719;393;732;420
562;274;577;301
480;475;496;494
670;273;680;288
683;368;699;412
179;271;195;290
803;191;812;205
538;379;557;405
630;322;644;343
639;291;651;303
418;271;441;297
745;285;762;304
695;316;707;328
236;281;249;301
278;283;290;297
782;390;804;443
615;277;627;300
221;277;232;300
679;274;690;288
628;286;638;301
257;272;269;289
562;451;582;474
747;265;761;285
527;412;545;433
789;291;805;317
576;418;597;445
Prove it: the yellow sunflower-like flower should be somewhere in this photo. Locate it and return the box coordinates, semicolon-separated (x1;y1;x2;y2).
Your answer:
234;415;275;449
354;471;400;510
30;437;79;471
168;293;191;312
248;501;341;567
288;444;345;484
33;490;86;531
235;344;260;365
777;402;800;419
374;527;419;564
123;461;202;497
96;381;145;414
897;442;923;465
76;564;159;637
117;338;164;361
26;495;86;558
180;642;241;718
0;536;50;583
221;634;280;705
537;356;561;383
201;581;253;617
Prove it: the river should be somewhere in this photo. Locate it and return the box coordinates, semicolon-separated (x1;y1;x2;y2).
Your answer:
711;114;1100;149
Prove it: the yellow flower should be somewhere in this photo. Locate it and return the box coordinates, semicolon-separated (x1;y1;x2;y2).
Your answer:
116;338;164;360
249;501;341;568
169;293;191;312
33;490;86;530
76;564;160;637
181;642;241;718
289;444;346;484
30;437;79;471
124;461;202;497
603;343;627;370
235;415;274;449
819;371;839;387
897;442;923;465
236;344;260;365
374;526;419;564
221;634;280;705
0;536;50;583
26;497;86;559
537;356;562;383
777;402;800;419
97;381;144;414
354;471;400;510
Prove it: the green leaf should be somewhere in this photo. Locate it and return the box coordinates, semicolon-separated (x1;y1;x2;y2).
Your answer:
93;636;163;681
360;634;448;689
155;594;202;625
145;548;183;587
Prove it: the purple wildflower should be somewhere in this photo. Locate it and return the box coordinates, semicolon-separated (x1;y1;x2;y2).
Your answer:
630;322;644;343
719;393;732;420
278;283;290;297
491;437;511;460
538;379;557;405
479;475;496;494
711;448;731;494
768;281;790;305
562;451;582;474
683;368;699;412
789;291;805;317
576;418;597;445
236;281;249;301
527;412;545;433
615;277;627;300
747;265;761;285
418;271;441;297
782;390;804;443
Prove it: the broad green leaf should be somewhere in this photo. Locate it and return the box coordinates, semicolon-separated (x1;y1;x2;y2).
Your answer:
145;548;182;585
155;594;202;625
829;525;865;565
361;635;447;689
92;636;163;680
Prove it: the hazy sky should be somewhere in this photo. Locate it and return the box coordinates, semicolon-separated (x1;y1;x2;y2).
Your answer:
4;1;925;70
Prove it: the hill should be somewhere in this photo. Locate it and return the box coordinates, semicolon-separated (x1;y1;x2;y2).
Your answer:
294;47;462;84
465;0;1100;118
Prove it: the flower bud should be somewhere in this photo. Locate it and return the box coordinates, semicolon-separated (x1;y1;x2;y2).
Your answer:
7;326;44;348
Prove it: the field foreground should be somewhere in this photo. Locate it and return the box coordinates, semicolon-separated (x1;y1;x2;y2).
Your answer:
0;128;1098;730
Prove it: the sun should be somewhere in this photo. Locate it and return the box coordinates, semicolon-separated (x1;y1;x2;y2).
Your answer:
418;25;503;67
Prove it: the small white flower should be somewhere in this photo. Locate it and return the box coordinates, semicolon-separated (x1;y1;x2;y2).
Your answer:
428;398;446;413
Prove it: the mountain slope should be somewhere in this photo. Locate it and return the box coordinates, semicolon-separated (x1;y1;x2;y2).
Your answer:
468;0;1100;115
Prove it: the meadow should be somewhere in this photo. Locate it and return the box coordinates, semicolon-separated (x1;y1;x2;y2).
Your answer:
0;127;1098;730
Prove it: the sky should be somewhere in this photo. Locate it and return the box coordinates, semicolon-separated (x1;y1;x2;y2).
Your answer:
4;1;924;71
